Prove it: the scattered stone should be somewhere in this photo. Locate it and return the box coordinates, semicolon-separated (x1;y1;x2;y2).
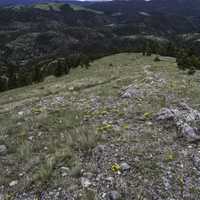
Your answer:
156;104;200;142
81;177;91;188
38;132;43;137
146;121;153;126
44;146;48;150
121;91;132;98
107;191;122;200
83;172;93;179
9;180;18;187
68;86;74;91
120;162;131;171
120;85;143;99
0;145;7;156
28;136;34;141
61;166;69;171
55;96;64;103
18;111;24;116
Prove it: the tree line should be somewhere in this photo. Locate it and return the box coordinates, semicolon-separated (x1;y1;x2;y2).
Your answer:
0;38;200;92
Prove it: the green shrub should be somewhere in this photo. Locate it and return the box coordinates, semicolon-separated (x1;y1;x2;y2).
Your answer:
154;56;161;62
187;67;196;75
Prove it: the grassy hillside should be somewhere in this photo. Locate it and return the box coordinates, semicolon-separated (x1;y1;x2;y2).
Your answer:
69;4;103;14
30;2;103;14
1;53;200;199
33;3;65;11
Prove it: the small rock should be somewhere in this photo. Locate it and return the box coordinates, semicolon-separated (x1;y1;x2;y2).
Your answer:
60;166;69;171
18;111;24;116
83;172;93;179
120;86;142;99
0;145;7;156
107;191;121;200
146;121;153;126
81;177;91;188
9;180;18;187
68;86;74;91
38;132;42;137
28;136;34;141
62;172;67;177
121;91;132;98
44;146;48;150
19;173;24;177
120;162;131;171
55;96;64;103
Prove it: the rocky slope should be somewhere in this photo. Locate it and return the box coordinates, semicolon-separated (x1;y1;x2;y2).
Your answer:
1;53;200;199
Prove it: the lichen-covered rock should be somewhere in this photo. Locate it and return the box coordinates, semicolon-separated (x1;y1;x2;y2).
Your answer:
156;103;200;142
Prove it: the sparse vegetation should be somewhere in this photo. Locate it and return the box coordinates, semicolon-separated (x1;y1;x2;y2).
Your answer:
154;56;161;62
1;53;200;199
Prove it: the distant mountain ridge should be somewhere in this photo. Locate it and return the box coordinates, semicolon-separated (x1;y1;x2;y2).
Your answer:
0;0;72;6
87;0;200;17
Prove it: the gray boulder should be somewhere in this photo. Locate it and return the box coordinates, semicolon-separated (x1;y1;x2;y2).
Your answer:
120;162;131;172
156;103;200;142
180;123;200;142
155;108;177;121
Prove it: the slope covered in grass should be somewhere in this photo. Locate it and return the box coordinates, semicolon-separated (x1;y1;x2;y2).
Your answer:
1;53;200;199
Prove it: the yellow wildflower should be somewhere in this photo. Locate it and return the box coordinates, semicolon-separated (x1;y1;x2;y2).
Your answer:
111;163;121;172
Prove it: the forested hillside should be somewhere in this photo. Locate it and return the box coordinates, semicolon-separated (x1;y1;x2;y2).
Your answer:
0;1;200;91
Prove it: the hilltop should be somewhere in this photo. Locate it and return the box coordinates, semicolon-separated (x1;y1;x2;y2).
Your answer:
1;53;200;199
